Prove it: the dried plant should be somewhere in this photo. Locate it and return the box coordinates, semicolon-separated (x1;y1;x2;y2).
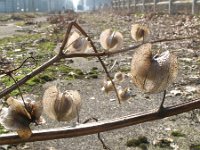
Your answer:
65;31;91;53
0;97;44;139
0;20;199;146
42;86;81;122
131;24;150;42
131;43;178;109
100;29;123;51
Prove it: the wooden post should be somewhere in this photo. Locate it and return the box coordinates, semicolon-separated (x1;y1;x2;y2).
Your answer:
134;0;136;8
142;0;145;13
154;0;157;12
169;0;173;14
192;0;197;14
123;0;125;8
128;0;131;12
122;0;124;9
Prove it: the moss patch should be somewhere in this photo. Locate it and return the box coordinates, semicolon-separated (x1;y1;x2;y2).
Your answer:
0;125;9;134
171;130;186;137
126;136;149;149
190;144;200;150
85;67;99;79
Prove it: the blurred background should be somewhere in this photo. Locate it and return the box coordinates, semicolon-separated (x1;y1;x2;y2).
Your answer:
0;0;112;13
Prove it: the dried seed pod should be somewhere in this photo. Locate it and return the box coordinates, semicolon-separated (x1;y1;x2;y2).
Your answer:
42;86;81;122
66;31;90;53
131;43;178;93
118;87;131;101
113;71;125;83
101;77;114;93
0;97;43;139
100;29;123;51
131;24;149;42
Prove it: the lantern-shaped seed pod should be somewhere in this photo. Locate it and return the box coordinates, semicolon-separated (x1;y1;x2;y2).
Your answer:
118;87;131;101
101;77;115;93
113;71;125;83
42;86;81;122
131;43;178;93
131;24;149;42
100;29;123;51
0;97;43;139
66;31;90;53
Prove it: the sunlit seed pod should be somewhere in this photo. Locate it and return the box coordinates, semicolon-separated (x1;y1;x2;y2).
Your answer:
66;31;90;53
100;29;123;51
42;86;81;122
131;24;149;42
101;78;114;93
131;43;178;93
118;87;131;101
0;97;43;139
113;71;125;83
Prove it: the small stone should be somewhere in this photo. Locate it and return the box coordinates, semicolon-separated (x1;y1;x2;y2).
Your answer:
109;98;116;102
89;97;95;100
170;89;182;96
185;86;198;93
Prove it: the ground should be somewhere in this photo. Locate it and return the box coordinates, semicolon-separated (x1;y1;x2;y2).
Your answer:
0;11;200;150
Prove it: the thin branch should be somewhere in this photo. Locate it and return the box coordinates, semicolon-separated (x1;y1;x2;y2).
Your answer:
8;74;28;112
0;56;36;75
9;56;36;73
59;21;74;53
0;98;199;145
83;118;111;150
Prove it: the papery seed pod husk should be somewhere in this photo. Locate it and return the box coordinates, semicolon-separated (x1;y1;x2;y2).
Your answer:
131;24;149;42
113;71;125;83
131;43;178;93
66;31;90;53
42;86;81;122
118;87;131;101
101;77;114;93
0;97;43;139
100;29;123;51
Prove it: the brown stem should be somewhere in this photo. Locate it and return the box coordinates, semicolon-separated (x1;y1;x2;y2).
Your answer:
8;74;28;111
83;117;110;150
0;98;199;145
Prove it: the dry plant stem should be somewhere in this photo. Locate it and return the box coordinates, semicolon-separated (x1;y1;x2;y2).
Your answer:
0;34;199;98
159;90;167;111
83;118;111;150
1;56;36;75
59;21;74;54
72;22;121;104
8;74;28;112
0;98;199;145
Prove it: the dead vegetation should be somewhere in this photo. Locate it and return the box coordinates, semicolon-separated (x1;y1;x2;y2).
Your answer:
0;11;199;150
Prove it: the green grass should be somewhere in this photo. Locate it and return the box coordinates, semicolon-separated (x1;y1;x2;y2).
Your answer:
190;144;200;150
171;130;186;137
126;136;149;149
15;21;25;26
0;125;9;134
